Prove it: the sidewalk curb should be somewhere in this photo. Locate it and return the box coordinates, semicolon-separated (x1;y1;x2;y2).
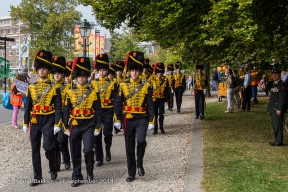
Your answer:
183;118;203;192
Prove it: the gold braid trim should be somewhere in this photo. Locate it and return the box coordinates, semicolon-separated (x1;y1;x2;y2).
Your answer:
129;56;143;66
52;63;66;69
37;56;52;65
76;64;90;72
97;60;109;65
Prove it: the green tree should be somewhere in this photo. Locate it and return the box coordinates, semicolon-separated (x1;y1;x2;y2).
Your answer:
109;29;145;62
10;0;82;67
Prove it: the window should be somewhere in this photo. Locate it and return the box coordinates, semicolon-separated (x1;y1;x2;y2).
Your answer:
16;39;20;45
1;30;5;34
15;28;19;33
16;49;19;56
9;50;12;56
2;51;5;57
8;29;13;34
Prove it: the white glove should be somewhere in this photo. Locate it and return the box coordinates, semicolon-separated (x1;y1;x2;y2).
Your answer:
54;127;61;135
147;124;155;131
64;131;70;136
114;122;121;130
94;131;100;136
23;126;28;133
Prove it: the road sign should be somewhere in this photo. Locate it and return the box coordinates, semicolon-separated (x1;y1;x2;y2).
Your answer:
21;46;27;52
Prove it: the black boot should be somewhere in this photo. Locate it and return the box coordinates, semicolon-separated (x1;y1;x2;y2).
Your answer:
104;135;112;162
159;116;165;134
153;117;158;134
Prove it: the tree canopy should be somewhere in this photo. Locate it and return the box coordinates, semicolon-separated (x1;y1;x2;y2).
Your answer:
79;0;288;70
10;0;82;66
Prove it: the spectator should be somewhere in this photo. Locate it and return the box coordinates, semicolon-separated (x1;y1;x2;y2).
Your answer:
225;69;235;113
10;74;24;129
251;66;259;104
233;69;242;109
21;68;30;83
241;66;252;112
186;76;192;90
212;68;219;91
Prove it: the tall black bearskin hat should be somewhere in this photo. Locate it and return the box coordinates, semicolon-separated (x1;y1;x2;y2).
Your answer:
175;61;182;69
195;62;204;69
114;61;124;72
167;63;174;71
94;53;109;70
72;57;91;78
34;50;53;71
124;51;144;71
51;56;66;74
143;58;150;69
154;62;165;74
65;61;72;77
108;64;116;76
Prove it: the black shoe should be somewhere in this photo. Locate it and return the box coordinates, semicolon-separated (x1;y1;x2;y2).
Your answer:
177;109;180;113
195;116;199;119
199;115;204;120
170;108;172;111
61;158;65;164
96;161;103;167
71;181;81;187
138;167;145;176
126;176;135;182
65;162;71;169
29;179;42;187
87;174;94;181
153;132;157;135
106;150;111;162
166;108;170;110
161;130;165;134
114;128;119;135
269;142;283;146
51;172;57;180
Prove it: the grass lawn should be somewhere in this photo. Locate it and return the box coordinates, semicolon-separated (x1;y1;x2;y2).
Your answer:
202;97;288;191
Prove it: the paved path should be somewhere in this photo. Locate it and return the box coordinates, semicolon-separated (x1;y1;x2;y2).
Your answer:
1;90;210;192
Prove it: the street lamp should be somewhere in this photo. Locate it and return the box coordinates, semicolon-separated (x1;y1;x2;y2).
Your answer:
79;19;92;57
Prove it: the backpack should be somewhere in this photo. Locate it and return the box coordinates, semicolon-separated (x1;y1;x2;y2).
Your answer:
1;92;13;110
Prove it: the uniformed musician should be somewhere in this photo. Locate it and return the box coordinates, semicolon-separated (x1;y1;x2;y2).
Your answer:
165;64;174;111
114;51;154;182
172;61;186;113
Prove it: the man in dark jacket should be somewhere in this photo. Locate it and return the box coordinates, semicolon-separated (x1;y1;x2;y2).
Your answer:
267;69;287;146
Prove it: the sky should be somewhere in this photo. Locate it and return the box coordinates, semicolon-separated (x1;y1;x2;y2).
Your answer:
1;0;115;38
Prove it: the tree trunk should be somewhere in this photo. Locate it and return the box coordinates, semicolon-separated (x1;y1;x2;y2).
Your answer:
204;63;211;97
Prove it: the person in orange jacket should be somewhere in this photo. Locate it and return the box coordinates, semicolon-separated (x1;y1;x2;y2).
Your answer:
10;74;24;128
251;66;259;103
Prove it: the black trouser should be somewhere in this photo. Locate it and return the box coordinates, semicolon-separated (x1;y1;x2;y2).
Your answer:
55;129;70;170
153;98;165;133
30;114;57;180
195;90;205;117
70;119;95;180
124;116;148;176
174;87;184;110
270;113;284;145
95;107;113;162
242;85;252;111
167;88;174;109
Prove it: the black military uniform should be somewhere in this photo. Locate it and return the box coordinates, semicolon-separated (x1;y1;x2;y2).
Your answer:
114;61;125;134
172;62;186;113
23;50;62;186
194;63;208;119
151;62;168;134
63;57;102;187
51;56;71;171
91;53;117;166
114;51;154;182
165;64;175;111
267;69;287;146
140;58;153;84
